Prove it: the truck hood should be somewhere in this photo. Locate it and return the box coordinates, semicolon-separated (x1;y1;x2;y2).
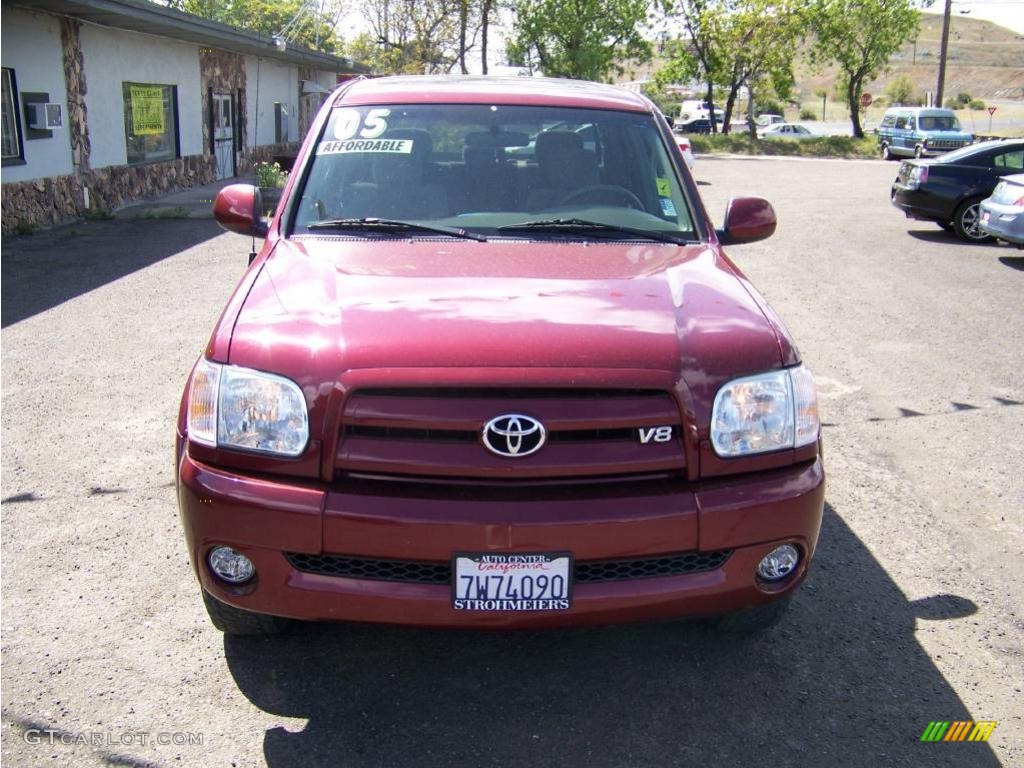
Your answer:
227;237;785;393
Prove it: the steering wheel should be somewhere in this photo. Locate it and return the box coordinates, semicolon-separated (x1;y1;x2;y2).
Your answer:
557;185;645;210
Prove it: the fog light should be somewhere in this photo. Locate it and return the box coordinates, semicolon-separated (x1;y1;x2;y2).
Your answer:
757;544;800;582
208;546;255;584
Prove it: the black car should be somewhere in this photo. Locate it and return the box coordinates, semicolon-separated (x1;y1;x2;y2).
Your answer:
890;139;1024;242
675;118;714;134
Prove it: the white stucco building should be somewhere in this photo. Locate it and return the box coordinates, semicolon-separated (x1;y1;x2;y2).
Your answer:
1;0;365;231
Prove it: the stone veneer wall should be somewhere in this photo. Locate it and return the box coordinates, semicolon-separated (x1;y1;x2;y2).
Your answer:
2;175;86;231
61;18;90;173
199;48;246;155
2;155;217;232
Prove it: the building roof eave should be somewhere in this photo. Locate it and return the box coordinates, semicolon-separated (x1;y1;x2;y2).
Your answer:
11;0;368;73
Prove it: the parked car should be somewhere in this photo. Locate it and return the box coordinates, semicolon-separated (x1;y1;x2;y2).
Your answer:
980;172;1024;246
675;117;714;134
180;75;824;636
658;109;695;170
753;114;784;128
877;107;974;161
761;123;815;141
890;139;1024;242
675;133;696;170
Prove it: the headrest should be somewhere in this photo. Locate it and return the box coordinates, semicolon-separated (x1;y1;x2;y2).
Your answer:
535;131;584;163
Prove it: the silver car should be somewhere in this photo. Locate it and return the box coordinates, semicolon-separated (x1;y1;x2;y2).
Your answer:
980;173;1024;246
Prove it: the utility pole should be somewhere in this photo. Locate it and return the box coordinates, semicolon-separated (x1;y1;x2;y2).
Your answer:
936;0;952;107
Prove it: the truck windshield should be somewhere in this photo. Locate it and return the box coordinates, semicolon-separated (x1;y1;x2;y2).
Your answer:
292;104;696;240
919;116;960;131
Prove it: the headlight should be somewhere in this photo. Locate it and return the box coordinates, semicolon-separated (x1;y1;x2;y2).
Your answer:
186;359;308;457
710;365;819;457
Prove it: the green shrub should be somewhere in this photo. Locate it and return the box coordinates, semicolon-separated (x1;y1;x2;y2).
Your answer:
799;108;818;121
255;161;288;188
689;133;878;159
944;98;960;110
969;99;986;110
956;92;972;106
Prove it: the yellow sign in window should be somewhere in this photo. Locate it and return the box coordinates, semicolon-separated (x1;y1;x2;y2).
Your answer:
130;86;165;135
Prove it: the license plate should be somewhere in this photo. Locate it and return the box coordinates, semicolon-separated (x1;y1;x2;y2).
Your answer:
452;552;572;611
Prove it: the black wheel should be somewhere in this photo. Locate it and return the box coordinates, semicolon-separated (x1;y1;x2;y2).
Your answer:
914;144;925;159
201;589;290;636
706;596;792;634
952;198;994;243
881;143;894;161
557;184;645;210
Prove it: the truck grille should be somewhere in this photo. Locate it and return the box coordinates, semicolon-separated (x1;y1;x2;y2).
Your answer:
335;388;686;480
285;550;732;584
927;140;966;150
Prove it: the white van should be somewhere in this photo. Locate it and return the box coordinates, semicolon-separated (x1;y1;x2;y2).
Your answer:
676;100;725;126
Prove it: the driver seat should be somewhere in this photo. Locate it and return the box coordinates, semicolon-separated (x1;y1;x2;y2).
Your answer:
525;131;599;211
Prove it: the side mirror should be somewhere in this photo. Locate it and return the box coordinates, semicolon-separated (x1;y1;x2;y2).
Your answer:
213;184;269;238
717;196;777;245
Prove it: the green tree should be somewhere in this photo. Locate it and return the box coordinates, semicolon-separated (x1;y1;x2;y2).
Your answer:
659;0;802;135
884;73;917;105
169;0;345;52
657;0;728;132
508;0;651;81
358;0;470;74
809;0;920;137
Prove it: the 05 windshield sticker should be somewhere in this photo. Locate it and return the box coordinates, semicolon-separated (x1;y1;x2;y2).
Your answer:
333;108;391;140
659;198;678;217
656;177;671;197
317;138;413;155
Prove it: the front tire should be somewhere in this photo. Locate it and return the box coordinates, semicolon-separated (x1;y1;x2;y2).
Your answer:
201;589;290;636
914;144;925;159
881;143;894;161
952;198;994;243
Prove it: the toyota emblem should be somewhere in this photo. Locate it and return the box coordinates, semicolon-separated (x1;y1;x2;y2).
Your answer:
481;414;546;457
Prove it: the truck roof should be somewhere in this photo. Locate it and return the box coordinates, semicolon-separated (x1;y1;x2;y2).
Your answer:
334;75;653;114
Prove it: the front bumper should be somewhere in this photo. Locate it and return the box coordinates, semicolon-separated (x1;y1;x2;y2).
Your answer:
177;451;825;629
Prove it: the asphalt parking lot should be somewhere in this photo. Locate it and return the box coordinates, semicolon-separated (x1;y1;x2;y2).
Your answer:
2;156;1021;767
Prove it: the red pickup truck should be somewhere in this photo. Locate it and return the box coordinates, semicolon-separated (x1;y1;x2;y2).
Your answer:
176;76;824;635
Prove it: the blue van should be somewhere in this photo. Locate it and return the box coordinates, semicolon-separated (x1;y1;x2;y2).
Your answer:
877;108;973;160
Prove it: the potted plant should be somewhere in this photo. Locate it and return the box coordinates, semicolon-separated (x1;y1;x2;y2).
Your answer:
254;161;287;216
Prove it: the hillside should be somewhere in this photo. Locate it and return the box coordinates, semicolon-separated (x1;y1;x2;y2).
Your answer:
796;14;1024;102
618;14;1023;102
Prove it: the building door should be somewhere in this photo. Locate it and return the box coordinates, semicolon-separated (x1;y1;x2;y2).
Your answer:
212;92;234;180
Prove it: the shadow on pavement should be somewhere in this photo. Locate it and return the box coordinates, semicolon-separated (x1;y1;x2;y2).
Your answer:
998;255;1024;271
906;228;962;244
224;504;999;767
1;218;223;328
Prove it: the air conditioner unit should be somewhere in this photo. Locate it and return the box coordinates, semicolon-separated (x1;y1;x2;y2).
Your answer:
27;102;62;130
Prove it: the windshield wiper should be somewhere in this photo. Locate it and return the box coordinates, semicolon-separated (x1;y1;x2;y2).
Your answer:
306;217;486;241
497;218;686;244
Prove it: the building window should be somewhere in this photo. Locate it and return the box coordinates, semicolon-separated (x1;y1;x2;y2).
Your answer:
122;82;179;164
2;68;24;165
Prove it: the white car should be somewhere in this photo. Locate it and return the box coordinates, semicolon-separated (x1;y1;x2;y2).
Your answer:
761;123;816;140
675;134;696;171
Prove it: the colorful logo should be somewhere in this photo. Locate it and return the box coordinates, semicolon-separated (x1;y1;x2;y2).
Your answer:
920;721;997;742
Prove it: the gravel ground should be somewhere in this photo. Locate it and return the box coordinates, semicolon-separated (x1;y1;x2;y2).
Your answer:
2;158;1021;767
